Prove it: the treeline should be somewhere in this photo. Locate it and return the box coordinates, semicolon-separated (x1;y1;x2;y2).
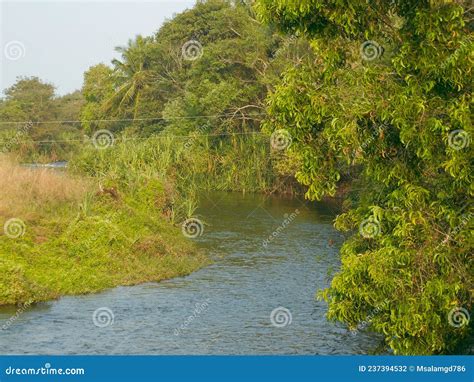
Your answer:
0;78;83;161
81;1;275;136
0;0;302;191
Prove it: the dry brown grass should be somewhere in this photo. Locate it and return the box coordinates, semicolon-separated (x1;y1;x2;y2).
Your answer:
0;157;91;218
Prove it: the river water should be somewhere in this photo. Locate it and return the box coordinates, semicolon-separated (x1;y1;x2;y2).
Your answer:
0;192;379;354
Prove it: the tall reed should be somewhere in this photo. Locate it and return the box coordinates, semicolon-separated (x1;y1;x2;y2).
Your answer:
70;133;283;222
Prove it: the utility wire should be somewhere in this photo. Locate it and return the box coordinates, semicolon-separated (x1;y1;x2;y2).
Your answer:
0;113;267;126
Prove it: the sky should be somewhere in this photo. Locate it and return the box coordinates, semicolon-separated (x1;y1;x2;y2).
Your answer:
0;0;195;96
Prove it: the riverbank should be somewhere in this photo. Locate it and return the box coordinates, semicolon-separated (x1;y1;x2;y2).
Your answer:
0;131;298;306
1;191;375;355
0;158;208;306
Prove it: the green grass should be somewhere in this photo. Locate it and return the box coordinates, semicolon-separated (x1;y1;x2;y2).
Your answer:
71;133;297;199
0;174;208;306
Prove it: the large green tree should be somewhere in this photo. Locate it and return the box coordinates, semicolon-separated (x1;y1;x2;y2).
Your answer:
80;0;284;137
152;0;276;135
107;35;154;120
0;77;56;123
0;77;83;160
256;0;473;354
81;63;116;134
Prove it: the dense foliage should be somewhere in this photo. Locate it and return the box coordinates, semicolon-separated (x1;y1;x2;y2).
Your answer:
256;0;473;354
81;0;276;135
1;0;471;355
77;0;303;194
0;77;83;161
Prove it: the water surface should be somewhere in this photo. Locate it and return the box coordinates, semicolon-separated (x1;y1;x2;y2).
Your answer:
0;192;379;354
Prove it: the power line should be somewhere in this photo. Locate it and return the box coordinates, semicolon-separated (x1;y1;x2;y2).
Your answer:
0;113;267;126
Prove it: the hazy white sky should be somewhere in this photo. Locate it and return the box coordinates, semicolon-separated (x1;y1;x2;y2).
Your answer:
0;0;194;96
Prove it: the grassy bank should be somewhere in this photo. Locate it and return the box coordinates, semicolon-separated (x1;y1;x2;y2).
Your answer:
0;158;207;306
0;131;298;306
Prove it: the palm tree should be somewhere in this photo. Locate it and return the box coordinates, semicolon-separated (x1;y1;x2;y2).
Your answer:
105;35;154;119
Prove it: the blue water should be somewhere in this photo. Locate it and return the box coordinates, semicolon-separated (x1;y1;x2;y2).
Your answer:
0;192;380;354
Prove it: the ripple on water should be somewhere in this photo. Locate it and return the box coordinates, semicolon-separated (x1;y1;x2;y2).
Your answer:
0;192;380;354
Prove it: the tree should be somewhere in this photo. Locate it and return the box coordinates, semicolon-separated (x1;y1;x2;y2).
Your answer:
107;35;154;120
149;0;281;138
0;77;83;161
256;0;473;354
56;90;84;124
1;76;56;123
79;0;285;138
81;64;116;134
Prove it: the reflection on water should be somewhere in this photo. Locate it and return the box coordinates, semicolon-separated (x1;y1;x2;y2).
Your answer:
0;192;380;354
22;161;68;169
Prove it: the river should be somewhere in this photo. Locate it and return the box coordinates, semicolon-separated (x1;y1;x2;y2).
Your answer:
0;192;380;354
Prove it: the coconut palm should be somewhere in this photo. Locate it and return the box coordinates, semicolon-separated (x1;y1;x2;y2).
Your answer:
105;35;154;119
